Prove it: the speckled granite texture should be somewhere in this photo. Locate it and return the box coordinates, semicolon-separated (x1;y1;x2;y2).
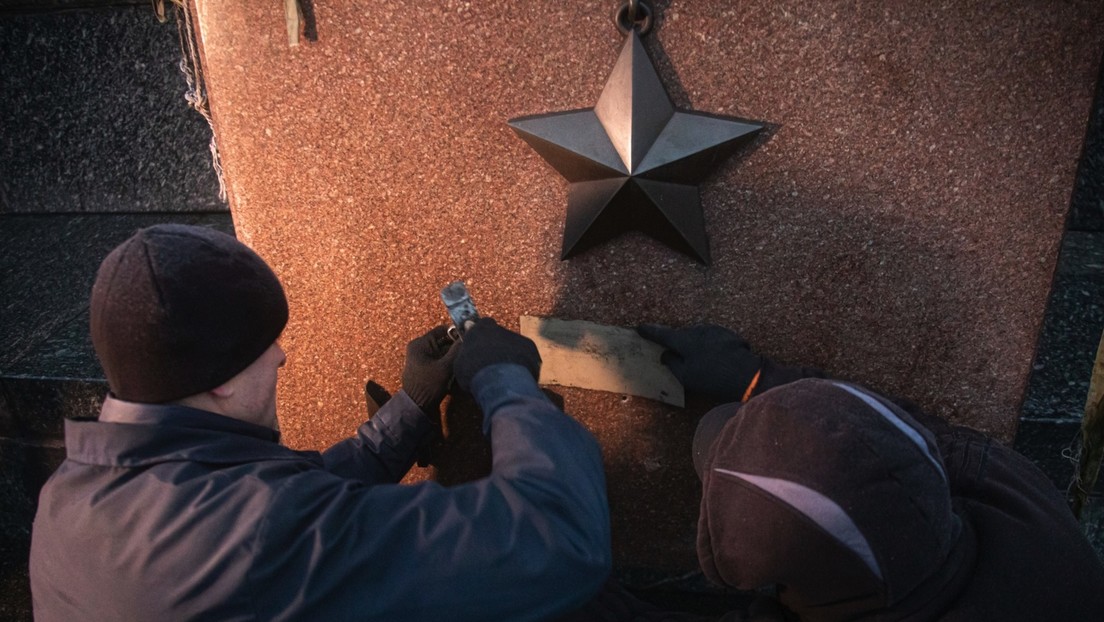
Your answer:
192;1;1104;577
0;6;225;213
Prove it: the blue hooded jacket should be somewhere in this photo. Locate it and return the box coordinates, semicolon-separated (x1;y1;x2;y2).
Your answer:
30;363;611;621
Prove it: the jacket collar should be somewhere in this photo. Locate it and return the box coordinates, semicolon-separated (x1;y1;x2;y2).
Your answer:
65;396;321;468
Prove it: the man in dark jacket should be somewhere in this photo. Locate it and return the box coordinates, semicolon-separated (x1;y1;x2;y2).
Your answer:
30;224;612;621
640;324;1104;621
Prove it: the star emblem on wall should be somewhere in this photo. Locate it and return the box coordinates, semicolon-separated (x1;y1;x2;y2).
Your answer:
508;30;765;265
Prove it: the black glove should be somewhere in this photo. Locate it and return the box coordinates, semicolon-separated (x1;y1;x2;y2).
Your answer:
637;323;762;402
401;326;460;415
453;318;541;391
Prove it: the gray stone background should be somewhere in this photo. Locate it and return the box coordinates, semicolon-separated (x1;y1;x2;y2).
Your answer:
0;1;1101;619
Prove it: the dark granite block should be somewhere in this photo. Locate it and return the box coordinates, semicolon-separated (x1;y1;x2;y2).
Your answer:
1021;232;1104;421
0;6;225;213
1013;418;1082;491
0;377;107;440
0;213;233;378
1067;54;1104;232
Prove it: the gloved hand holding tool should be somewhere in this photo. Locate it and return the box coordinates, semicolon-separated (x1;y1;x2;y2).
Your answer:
402;325;460;415
454;318;542;391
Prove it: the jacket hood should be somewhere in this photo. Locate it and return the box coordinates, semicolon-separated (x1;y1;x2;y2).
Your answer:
696;379;975;621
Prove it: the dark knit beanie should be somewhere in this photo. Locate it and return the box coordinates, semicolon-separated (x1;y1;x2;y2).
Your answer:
90;224;288;403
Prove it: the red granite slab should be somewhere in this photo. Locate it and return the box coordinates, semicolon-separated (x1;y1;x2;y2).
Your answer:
192;0;1103;577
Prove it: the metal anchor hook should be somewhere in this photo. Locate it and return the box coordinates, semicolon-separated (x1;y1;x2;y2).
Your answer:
613;0;654;36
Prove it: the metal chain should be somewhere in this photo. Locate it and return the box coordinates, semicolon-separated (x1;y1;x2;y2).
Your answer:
613;0;653;36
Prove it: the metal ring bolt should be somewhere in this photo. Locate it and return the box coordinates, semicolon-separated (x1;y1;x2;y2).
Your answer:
613;0;653;36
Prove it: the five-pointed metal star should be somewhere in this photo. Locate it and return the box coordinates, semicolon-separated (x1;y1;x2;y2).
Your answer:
508;30;765;265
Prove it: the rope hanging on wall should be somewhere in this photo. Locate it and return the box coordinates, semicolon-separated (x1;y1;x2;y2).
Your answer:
170;0;228;202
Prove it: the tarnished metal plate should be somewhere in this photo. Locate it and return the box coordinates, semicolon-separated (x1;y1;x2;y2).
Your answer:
520;315;685;407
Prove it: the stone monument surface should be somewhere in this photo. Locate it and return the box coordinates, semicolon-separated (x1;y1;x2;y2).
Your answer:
191;0;1104;577
0;7;224;214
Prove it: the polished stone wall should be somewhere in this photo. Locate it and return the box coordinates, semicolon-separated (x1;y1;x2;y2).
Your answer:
190;0;1104;579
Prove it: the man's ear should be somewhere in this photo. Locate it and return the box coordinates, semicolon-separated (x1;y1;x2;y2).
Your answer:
209;383;235;398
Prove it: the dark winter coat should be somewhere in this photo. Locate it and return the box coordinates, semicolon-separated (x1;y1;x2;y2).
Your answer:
697;370;1104;622
30;364;612;621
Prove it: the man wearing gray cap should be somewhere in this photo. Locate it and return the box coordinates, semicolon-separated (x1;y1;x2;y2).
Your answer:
30;224;611;621
641;324;1104;622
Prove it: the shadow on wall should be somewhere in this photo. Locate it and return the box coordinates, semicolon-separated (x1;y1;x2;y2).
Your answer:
535;186;969;580
409;1;974;583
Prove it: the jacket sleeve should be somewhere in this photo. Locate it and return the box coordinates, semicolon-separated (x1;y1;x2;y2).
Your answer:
251;363;612;622
922;419;1104;618
320;390;431;484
